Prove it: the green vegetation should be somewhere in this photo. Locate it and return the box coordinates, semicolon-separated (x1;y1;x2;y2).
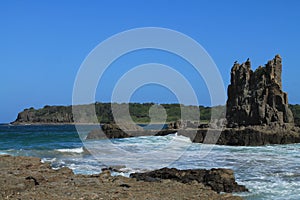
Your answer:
16;103;300;126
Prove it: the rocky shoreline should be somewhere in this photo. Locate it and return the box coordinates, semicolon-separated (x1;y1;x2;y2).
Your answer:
0;155;245;200
86;55;300;146
176;125;300;146
87;125;300;146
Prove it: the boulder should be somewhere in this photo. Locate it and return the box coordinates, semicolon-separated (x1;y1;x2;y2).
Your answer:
85;128;130;140
86;123;142;139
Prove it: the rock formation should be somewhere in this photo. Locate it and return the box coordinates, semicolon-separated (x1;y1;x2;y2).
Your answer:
86;123;178;140
170;55;300;146
178;126;300;146
86;123;145;139
130;167;248;193
226;55;294;127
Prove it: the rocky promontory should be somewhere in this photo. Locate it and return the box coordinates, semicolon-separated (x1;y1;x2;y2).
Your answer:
86;55;300;146
0;155;244;200
13;106;74;124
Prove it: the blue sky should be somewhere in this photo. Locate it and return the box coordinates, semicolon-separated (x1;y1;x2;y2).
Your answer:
1;0;300;122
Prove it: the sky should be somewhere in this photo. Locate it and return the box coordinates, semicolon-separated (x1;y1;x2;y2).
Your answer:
1;0;300;123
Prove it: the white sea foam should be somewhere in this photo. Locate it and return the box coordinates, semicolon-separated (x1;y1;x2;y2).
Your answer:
56;147;84;153
41;157;56;163
0;151;8;155
172;134;191;143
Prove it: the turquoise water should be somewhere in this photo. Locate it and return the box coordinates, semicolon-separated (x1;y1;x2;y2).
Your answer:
0;124;300;199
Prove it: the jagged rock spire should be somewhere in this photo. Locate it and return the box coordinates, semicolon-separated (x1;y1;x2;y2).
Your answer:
226;55;294;127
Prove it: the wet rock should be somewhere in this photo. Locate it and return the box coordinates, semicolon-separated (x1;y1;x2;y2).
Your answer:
101;165;127;173
204;168;248;193
86;123;144;139
87;123;177;139
154;129;177;136
86;126;130;139
130;167;248;193
178;127;300;146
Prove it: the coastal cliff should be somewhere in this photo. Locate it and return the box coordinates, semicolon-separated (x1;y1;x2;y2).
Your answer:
14;106;74;124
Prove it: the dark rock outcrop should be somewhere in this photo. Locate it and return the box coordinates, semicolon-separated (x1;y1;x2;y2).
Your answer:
176;126;300;146
154;129;178;136
86;127;131;140
86;123;178;140
226;55;294;127
217;126;300;145
130;167;248;193
101;123;143;138
86;123;144;139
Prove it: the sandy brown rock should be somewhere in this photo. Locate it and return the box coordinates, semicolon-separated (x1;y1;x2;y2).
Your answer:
0;155;243;200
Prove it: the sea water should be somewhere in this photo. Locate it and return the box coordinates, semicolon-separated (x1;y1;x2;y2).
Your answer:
0;124;300;199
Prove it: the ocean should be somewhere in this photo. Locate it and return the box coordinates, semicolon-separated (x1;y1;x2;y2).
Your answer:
0;124;300;199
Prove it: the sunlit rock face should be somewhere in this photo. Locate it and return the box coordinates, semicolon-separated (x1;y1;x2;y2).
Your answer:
226;55;294;127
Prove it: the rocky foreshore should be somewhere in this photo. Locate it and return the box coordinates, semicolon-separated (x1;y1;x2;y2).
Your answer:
0;155;245;200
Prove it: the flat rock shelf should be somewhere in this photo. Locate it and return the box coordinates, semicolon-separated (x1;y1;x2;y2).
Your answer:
0;155;244;200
